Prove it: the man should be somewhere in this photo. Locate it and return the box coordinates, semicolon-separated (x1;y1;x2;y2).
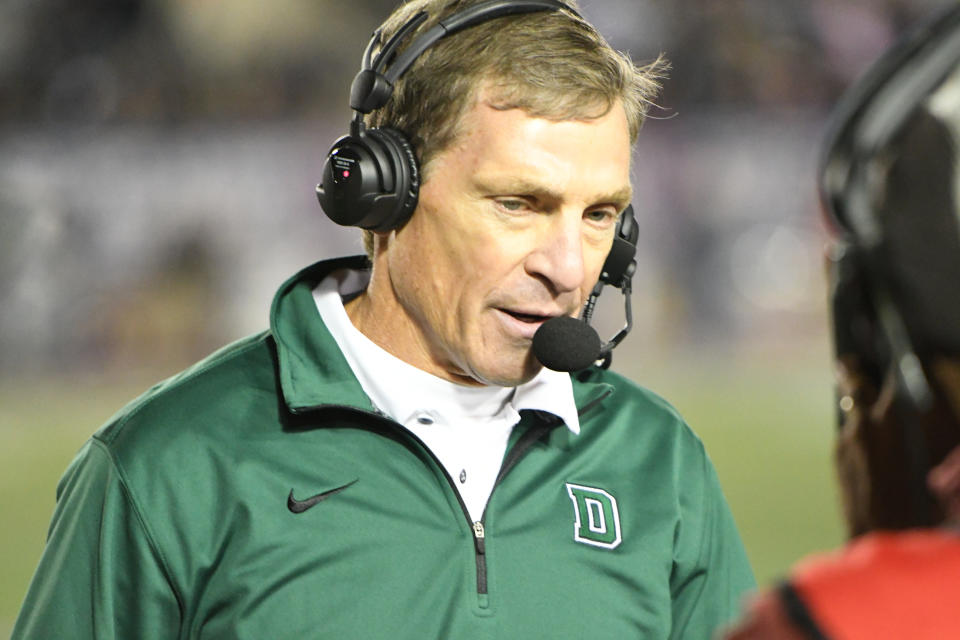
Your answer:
13;1;754;637
722;5;960;639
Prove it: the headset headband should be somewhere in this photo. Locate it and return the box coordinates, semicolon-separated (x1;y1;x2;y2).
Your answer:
350;0;578;117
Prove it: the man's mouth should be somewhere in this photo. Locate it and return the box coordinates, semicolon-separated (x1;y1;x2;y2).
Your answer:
495;308;566;340
503;310;552;324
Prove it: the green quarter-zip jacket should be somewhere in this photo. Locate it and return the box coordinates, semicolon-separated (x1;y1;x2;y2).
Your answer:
13;257;755;639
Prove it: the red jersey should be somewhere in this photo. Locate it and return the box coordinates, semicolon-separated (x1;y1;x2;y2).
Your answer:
789;529;960;639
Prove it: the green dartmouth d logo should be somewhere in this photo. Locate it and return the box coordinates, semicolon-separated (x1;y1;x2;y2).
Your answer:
565;483;622;549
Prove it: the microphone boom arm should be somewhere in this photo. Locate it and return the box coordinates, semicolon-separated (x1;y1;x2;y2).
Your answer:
581;278;634;370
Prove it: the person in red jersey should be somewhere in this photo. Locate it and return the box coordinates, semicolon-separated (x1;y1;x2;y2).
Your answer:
722;5;960;639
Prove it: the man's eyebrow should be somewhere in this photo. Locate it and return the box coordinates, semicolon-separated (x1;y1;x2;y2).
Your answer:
477;178;633;210
603;186;634;211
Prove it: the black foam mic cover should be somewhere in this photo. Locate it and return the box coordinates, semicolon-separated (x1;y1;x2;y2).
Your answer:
532;316;602;372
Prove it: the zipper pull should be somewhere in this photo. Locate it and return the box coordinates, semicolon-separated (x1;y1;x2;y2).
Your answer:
472;521;486;554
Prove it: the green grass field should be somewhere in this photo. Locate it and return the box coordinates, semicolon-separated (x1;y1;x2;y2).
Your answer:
629;350;846;586
0;373;167;637
0;349;844;633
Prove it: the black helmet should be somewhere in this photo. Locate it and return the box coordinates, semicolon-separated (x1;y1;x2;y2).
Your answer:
822;4;960;406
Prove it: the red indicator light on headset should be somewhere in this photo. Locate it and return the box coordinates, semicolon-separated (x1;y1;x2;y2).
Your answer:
342;170;350;179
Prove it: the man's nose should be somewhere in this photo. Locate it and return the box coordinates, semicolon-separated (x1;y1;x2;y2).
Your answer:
524;214;586;295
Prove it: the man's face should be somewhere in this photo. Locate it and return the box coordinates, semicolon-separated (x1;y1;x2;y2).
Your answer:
368;92;633;386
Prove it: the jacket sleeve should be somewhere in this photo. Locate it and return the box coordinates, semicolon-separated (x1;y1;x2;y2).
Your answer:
12;438;182;639
669;441;756;640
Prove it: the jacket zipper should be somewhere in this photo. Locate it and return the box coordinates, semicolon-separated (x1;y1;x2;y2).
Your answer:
470;415;563;595
472;521;487;595
461;409;600;595
419;412;563;597
293;405;565;599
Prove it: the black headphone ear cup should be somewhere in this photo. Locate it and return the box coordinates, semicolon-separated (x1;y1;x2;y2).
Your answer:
321;1;574;232
369;127;420;230
316;127;420;232
316;134;381;228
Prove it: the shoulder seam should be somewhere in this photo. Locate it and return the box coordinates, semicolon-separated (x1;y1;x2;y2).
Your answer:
99;331;272;446
690;437;716;571
88;436;188;624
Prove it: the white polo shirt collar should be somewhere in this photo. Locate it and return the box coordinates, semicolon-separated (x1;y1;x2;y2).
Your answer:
311;267;581;435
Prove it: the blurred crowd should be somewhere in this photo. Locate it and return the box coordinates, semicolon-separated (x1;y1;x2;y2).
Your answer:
0;0;945;124
0;0;952;373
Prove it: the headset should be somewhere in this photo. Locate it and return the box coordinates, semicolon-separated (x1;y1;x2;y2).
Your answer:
315;0;639;298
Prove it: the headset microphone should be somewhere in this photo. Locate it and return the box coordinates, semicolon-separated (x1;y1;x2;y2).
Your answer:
533;206;639;372
533;317;602;372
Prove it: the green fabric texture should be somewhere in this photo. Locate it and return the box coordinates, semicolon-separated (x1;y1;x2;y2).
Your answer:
13;257;754;639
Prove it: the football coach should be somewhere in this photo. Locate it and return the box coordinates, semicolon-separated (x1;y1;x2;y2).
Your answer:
13;1;754;638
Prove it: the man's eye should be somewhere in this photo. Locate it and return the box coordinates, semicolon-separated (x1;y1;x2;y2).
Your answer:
585;209;616;224
497;199;528;212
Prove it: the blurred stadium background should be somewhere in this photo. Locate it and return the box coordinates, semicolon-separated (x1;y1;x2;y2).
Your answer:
0;0;952;632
